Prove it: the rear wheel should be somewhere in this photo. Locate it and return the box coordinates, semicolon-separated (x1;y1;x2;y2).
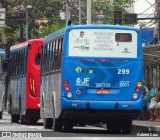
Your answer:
43;118;53;129
0;111;2;119
0;97;4;119
106;119;132;133
121;119;132;133
11;114;19;123
10;104;19;123
106;120;121;133
53;118;62;132
64;120;73;132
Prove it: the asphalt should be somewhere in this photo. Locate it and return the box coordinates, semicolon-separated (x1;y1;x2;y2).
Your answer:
3;111;160;131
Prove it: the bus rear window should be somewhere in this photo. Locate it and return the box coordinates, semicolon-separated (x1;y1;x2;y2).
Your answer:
69;29;137;58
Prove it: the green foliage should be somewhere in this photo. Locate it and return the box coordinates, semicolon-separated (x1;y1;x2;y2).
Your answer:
0;26;19;49
138;21;147;29
41;21;66;37
92;0;135;24
0;0;135;50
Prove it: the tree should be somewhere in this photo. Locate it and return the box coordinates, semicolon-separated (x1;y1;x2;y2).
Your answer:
138;21;147;29
1;0;136;45
41;21;65;37
91;0;135;24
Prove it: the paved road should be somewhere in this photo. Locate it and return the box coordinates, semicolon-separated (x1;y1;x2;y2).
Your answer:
0;113;159;139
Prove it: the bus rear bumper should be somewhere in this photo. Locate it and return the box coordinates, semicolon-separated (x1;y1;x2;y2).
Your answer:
60;109;140;121
60;97;143;120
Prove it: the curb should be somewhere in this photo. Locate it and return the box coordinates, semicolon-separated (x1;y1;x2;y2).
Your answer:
94;122;160;132
132;124;160;132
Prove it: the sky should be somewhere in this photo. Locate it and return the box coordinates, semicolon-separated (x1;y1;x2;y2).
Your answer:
134;0;155;14
134;0;155;28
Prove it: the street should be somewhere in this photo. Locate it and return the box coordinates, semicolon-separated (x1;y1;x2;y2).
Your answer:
0;113;134;137
1;113;160;140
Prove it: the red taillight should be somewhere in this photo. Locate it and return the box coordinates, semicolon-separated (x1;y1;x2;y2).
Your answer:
135;87;140;93
29;74;36;97
65;86;70;92
63;80;69;86
137;82;143;87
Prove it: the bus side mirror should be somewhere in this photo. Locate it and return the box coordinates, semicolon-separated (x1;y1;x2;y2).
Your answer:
2;61;8;73
35;53;41;65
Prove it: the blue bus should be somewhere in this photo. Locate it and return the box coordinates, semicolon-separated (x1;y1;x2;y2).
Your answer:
38;24;143;132
0;49;6;119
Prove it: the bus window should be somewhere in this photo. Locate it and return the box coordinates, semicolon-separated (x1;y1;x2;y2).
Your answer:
53;41;57;71
47;43;50;72
49;41;54;72
59;38;63;68
48;42;52;72
44;45;48;73
56;39;60;70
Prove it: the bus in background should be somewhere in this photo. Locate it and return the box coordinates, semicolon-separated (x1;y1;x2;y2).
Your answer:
0;49;5;119
8;39;43;124
38;24;143;132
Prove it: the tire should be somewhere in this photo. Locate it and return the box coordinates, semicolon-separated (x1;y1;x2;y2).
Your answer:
11;114;19;123
43;118;53;129
64;120;73;132
106;119;132;133
106;120;121;133
53;118;62;132
0;111;3;119
10;103;19;123
121;119;132;133
0;96;4;119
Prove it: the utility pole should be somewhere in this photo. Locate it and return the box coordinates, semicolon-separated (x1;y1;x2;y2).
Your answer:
87;0;91;24
66;0;69;25
156;0;160;43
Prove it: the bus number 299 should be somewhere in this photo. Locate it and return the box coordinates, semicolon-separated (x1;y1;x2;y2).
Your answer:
118;69;129;74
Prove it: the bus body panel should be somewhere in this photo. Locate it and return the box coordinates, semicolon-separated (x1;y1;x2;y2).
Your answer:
61;97;143;111
61;60;143;101
26;40;43;110
0;81;4;113
9;77;26;114
0;51;5;116
40;73;61;118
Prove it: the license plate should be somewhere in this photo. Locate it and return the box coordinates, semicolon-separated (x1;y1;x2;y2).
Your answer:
96;89;110;94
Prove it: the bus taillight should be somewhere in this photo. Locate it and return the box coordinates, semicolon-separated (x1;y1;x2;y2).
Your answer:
135;87;140;93
65;86;70;92
63;80;69;86
29;74;36;97
137;82;142;87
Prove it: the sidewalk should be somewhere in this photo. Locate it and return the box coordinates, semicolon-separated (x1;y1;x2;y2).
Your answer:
94;120;160;132
133;120;160;131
